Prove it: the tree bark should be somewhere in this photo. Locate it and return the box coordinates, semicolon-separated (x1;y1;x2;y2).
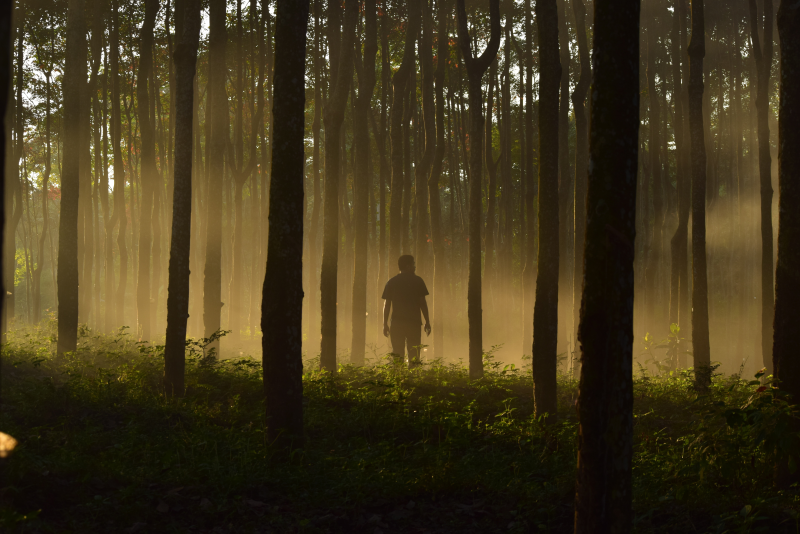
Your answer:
428;0;450;361
203;0;227;355
573;0;639;529
319;0;358;371
455;0;501;379
532;0;561;416
689;0;711;390
748;0;774;375
557;0;572;354
262;0;309;444
58;0;86;355
350;0;378;365
521;0;536;358
570;0;589;376
164;0;201;396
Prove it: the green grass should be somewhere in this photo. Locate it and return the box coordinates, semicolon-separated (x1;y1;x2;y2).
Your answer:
1;321;799;533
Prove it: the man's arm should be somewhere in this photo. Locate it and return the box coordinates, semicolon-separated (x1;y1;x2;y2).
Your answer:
420;296;431;336
383;300;391;337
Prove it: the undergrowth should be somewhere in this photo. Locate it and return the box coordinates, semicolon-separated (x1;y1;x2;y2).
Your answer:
1;321;799;533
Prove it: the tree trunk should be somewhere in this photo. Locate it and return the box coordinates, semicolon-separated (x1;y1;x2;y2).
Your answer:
428;0;450;361
645;0;663;338
58;0;86;355
570;0;589;377
164;0;201;396
203;0;227;355
573;1;639;529
455;0;500;380
112;0;128;331
557;0;572;354
136;0;158;342
262;0;309;445
307;0;322;356
350;0;378;365
319;0;358;371
774;0;800;481
688;0;711;390
532;0;561;416
522;0;536;358
748;0;774;375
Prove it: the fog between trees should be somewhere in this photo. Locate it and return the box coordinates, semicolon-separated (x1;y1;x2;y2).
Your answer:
2;0;792;387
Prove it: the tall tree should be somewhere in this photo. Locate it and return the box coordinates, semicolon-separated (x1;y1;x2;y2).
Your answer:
136;0;158;341
570;0;590;375
455;0;501;379
532;0;561;416
388;3;419;270
203;0;227;354
428;0;450;360
689;0;711;390
163;0;202;396
644;0;664;336
521;0;536;357
573;0;640;528
112;0;128;330
58;0;86;355
350;0;378;365
748;0;774;375
262;0;309;443
319;0;358;371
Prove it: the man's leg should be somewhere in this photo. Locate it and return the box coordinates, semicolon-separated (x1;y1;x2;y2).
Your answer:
389;322;406;364
407;324;422;368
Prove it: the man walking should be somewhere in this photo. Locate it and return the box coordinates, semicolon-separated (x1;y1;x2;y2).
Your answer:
382;255;431;367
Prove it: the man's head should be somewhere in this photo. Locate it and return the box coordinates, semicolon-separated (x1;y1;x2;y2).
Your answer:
398;255;415;273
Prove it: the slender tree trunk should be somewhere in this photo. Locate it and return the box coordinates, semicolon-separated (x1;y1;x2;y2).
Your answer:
262;0;309;445
164;0;201;396
748;0;774;375
645;0;663;337
203;0;227;355
532;0;561;416
522;0;536;358
319;0;358;371
483;62;498;316
688;0;711;390
573;0;640;529
58;0;86;355
455;0;500;380
350;0;378;365
428;0;450;360
570;0;589;376
136;0;158;342
112;0;127;331
32;68;52;324
307;0;322;356
557;0;572;354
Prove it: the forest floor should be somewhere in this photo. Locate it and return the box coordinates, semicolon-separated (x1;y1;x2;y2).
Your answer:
1;323;800;533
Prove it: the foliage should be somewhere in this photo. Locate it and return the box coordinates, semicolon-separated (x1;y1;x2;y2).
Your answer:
1;324;800;532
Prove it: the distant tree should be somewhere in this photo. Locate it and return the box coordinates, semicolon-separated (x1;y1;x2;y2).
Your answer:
689;0;711;390
350;0;378;365
0;0;11;343
163;0;202;396
455;0;501;380
203;0;227;355
319;0;357;371
774;0;800;409
532;0;561;415
428;0;451;361
135;0;158;342
573;0;640;529
111;0;128;331
57;0;86;355
748;0;775;375
262;0;309;443
570;0;590;376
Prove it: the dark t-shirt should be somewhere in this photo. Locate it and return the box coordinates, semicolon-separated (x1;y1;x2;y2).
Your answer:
382;272;429;326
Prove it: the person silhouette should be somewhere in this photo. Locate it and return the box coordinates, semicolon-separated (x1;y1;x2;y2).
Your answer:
382;255;431;367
